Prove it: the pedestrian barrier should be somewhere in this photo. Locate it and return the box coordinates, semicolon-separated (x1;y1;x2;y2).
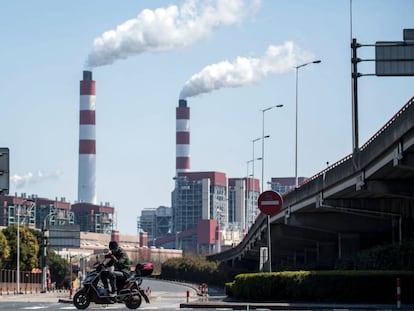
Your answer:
199;283;208;301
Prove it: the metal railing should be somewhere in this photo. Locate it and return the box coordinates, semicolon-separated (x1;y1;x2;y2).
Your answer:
0;269;42;294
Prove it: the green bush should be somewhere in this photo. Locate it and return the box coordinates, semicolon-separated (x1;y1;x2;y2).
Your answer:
160;257;248;286
336;240;414;270
226;270;414;303
161;257;220;284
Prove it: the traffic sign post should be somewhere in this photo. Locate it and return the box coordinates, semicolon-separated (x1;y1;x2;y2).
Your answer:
258;190;283;216
258;190;283;272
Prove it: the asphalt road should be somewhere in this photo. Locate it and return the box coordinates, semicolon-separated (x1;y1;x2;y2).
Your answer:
0;279;198;310
0;279;411;310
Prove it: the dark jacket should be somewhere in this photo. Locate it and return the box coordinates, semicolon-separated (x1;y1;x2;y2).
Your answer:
107;247;130;276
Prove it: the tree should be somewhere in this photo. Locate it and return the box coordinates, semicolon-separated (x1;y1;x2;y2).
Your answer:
47;250;72;288
2;225;40;270
0;230;10;266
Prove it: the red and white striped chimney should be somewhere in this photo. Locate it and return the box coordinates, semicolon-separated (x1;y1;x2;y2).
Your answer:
78;70;97;204
176;99;190;175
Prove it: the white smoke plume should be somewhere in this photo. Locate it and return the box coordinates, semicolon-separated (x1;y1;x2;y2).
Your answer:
11;170;62;189
87;0;261;68
179;42;315;99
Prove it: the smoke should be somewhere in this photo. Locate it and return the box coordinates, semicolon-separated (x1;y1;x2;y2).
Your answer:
87;0;261;68
11;170;62;189
179;42;315;99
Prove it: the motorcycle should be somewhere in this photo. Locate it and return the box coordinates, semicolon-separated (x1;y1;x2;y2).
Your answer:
73;257;153;310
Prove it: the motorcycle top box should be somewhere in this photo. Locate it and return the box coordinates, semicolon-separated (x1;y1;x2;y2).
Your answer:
135;262;153;277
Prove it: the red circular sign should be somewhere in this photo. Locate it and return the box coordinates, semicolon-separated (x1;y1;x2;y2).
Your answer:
258;190;283;216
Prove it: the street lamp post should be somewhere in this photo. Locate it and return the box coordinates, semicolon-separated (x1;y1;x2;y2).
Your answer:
216;208;223;253
260;105;283;274
16;199;35;295
261;105;283;192
295;60;321;188
252;136;269;185
41;208;56;293
246;155;263;229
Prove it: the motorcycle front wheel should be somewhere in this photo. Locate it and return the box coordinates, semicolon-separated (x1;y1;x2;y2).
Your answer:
73;290;91;310
125;289;142;309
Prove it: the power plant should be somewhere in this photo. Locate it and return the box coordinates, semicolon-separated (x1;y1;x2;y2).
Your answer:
1;71;289;256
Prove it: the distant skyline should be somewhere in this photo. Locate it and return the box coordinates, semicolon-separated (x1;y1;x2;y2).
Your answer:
1;0;413;235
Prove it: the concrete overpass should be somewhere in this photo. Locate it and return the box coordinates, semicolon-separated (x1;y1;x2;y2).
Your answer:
207;96;414;271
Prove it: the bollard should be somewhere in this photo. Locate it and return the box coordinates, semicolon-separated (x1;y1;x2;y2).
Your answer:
69;287;73;300
397;278;401;309
186;290;189;303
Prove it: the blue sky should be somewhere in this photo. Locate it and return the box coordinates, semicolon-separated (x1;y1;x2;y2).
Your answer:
1;0;413;236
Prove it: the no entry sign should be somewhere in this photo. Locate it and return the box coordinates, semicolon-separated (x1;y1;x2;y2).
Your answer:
258;190;283;216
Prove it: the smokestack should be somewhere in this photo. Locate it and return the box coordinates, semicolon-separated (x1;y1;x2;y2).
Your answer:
176;99;190;175
78;70;97;204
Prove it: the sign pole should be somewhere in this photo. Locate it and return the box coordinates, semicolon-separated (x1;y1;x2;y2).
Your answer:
267;215;272;272
258;190;283;273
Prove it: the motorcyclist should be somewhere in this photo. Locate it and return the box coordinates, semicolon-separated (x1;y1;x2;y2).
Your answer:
100;240;130;296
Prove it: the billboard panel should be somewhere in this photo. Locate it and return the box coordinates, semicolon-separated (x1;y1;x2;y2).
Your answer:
403;29;414;41
375;42;414;76
0;148;9;195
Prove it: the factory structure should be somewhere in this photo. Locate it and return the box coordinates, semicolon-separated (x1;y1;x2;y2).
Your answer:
137;98;262;255
1;71;299;258
138;97;300;254
0;71;169;263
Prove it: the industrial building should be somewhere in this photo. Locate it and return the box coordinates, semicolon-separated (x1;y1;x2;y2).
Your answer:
228;177;261;232
137;205;172;244
0;194;113;250
71;202;114;234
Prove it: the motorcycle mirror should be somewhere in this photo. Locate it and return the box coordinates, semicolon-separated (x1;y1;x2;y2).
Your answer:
103;248;110;254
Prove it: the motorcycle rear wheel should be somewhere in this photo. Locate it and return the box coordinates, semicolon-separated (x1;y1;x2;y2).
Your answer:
125;289;142;309
73;291;91;310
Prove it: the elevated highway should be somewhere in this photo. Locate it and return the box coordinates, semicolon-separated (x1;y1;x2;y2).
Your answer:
208;96;414;270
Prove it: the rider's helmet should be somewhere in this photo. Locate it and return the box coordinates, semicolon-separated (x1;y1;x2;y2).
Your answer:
109;240;119;251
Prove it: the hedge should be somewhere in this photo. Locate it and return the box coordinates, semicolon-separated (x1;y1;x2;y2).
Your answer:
226;270;414;303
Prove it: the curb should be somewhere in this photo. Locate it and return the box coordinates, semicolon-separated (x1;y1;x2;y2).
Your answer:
58;298;73;304
180;299;414;310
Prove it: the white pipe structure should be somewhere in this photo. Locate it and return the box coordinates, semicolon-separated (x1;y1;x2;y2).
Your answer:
295;60;321;188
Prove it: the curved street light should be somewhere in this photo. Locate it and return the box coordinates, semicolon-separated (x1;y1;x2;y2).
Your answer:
261;105;283;192
260;105;283;273
295;60;321;188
